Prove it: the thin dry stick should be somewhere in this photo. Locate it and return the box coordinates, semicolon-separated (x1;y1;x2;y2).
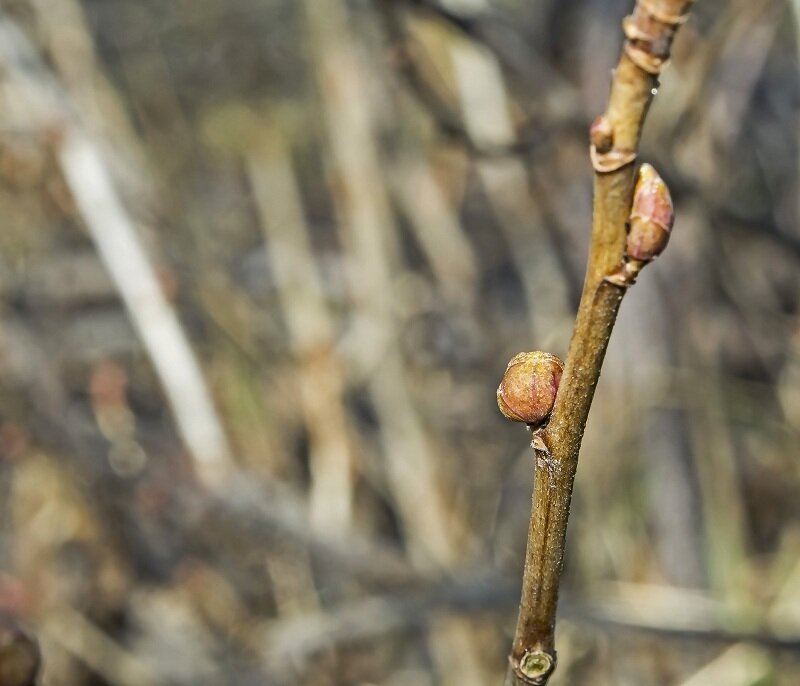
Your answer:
40;606;161;686
305;0;461;572
59;133;236;490
439;1;573;342
505;2;698;684
0;13;235;491
247;130;358;538
305;2;492;684
390;156;479;304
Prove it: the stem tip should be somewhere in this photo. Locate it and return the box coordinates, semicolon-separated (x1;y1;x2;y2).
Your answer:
518;650;555;682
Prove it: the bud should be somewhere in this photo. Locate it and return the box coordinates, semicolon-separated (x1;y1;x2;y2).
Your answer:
589;115;613;153
0;622;40;686
589;115;636;173
497;352;564;427
627;163;674;262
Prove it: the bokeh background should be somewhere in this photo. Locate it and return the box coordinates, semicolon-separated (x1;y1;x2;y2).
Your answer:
0;0;799;684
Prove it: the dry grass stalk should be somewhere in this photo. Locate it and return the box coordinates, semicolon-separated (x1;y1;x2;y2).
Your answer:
304;1;491;683
0;12;235;491
247;131;357;537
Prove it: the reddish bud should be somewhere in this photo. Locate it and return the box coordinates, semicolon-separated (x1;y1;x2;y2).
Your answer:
497;352;564;427
589;116;614;153
627;163;674;262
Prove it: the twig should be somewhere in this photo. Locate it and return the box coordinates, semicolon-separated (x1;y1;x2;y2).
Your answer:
676;643;771;686
389;155;479;303
504;2;698;684
437;0;573;343
246;130;357;537
0;12;235;490
39;606;161;686
386;0;578;98
260;576;800;674
305;0;461;572
377;0;562;158
58;133;235;490
304;2;490;684
0;308;417;592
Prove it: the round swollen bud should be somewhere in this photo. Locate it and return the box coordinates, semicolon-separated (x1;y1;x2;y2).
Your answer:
0;623;40;686
627;163;674;262
497;352;564;427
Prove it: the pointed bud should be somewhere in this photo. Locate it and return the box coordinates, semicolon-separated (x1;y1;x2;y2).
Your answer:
627;163;674;262
497;352;564;427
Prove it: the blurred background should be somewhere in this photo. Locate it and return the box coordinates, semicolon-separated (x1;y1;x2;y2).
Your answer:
0;0;798;684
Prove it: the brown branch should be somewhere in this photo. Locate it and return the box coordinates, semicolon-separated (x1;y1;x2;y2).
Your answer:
504;1;697;684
